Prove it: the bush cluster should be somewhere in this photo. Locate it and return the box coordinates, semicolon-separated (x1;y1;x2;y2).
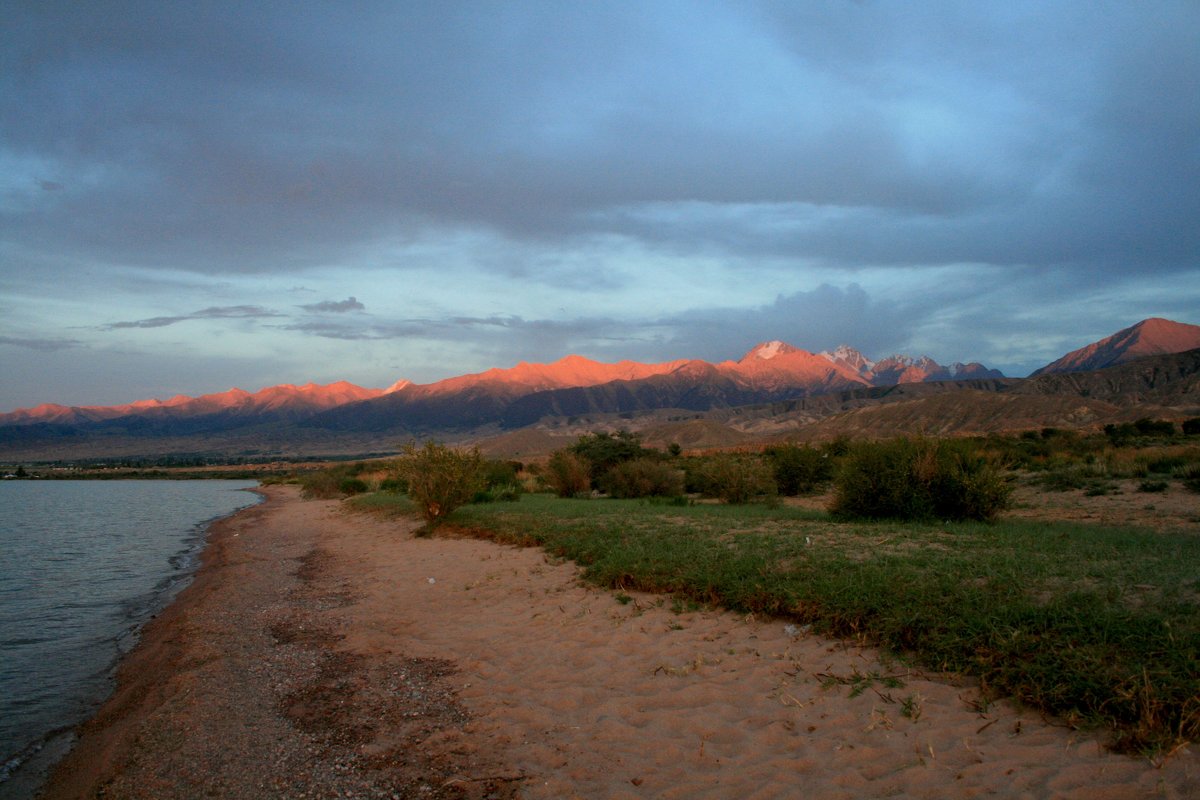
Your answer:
602;458;685;499
568;430;660;487
830;437;1011;522
544;431;685;500
691;453;778;504
764;443;834;495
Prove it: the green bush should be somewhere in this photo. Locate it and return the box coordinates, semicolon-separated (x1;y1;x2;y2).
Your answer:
694;453;778;505
602;458;685;499
378;475;409;494
544;449;592;498
394;441;485;530
482;459;521;488
764;443;833;495
339;477;369;495
569;430;658;486
830;438;1011;522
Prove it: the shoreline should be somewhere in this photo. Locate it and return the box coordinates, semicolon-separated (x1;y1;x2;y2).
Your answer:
40;486;1198;798
0;481;261;800
36;488;281;800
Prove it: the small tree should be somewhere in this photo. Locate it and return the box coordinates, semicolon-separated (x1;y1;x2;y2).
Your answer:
544;449;592;498
394;441;485;532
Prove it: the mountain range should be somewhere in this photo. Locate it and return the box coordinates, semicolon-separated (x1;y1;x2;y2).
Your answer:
2;317;1198;461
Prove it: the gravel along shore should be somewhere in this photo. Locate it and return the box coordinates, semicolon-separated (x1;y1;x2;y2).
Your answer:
41;485;1197;799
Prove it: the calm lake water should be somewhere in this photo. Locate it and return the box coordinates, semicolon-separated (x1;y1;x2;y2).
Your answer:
0;479;260;799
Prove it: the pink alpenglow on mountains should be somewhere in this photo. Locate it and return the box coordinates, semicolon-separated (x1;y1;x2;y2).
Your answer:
0;382;392;427
6;318;1196;426
1031;318;1200;376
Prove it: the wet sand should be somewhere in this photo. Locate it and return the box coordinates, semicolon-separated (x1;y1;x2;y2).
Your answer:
41;485;1197;798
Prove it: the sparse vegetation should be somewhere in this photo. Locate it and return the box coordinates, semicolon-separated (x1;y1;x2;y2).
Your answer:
1180;464;1200;493
335;423;1200;752
298;462;375;499
358;493;1200;753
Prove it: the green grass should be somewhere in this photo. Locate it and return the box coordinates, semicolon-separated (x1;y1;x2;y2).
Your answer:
356;491;1200;752
346;491;416;515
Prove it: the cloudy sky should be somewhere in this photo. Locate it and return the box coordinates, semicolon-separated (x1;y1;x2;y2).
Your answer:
2;1;1197;410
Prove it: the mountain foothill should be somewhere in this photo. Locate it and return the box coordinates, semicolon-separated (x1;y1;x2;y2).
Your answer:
3;318;1198;461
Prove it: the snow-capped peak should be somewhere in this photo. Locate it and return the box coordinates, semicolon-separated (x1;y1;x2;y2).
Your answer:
819;345;875;372
751;340;787;360
819;345;876;380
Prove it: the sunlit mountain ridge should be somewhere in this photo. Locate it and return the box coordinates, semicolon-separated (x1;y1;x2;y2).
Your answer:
1;318;1197;461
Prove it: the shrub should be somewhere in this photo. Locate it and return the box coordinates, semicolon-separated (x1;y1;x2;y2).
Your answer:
378;475;409;494
339;477;369;495
299;463;368;499
1178;464;1200;493
694;453;778;505
765;443;833;495
602;458;685;499
544;450;592;498
1183;418;1200;436
1134;418;1175;437
482;459;521;489
1137;480;1169;493
569;430;658;486
830;438;1011;522
298;470;343;499
1146;455;1189;474
394;441;485;530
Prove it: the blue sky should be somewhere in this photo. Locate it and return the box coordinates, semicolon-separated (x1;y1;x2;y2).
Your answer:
2;1;1197;409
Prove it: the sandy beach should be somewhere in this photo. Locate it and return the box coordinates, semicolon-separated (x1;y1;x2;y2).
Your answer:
40;485;1197;799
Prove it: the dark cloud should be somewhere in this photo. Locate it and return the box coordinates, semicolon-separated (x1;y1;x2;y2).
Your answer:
281;313;618;351
299;296;364;313
104;305;283;330
3;1;1195;282
2;2;1197;409
0;335;84;351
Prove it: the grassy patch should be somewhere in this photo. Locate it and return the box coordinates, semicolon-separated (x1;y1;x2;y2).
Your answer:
346;491;416;517
368;492;1200;753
